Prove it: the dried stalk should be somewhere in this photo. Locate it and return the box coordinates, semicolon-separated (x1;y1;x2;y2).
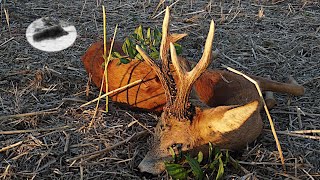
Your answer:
0;125;70;135
80;79;142;107
0;110;58;120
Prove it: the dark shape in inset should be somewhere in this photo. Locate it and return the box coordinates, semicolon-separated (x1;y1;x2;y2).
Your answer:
33;25;69;42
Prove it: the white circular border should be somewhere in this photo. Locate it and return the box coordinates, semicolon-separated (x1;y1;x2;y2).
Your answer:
26;18;77;52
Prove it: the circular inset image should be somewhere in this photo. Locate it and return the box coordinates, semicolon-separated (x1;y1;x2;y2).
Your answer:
26;17;77;52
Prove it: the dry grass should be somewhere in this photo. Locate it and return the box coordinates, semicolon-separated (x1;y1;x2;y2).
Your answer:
0;0;319;179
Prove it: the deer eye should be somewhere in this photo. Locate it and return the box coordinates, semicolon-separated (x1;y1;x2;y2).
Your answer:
169;143;183;150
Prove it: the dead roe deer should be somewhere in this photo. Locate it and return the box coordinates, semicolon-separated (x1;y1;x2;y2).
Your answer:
81;7;304;174
132;7;304;174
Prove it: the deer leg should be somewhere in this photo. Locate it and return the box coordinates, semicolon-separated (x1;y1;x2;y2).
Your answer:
264;75;277;109
265;91;277;109
251;75;305;96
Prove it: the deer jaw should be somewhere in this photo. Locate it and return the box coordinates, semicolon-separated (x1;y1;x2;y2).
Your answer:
138;100;262;174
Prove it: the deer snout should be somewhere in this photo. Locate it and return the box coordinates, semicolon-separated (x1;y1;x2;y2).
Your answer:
138;157;165;175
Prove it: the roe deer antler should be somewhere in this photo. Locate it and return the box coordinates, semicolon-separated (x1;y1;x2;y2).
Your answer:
137;7;214;120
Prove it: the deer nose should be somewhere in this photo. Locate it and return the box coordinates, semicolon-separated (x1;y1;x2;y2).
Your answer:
138;159;165;175
138;163;148;173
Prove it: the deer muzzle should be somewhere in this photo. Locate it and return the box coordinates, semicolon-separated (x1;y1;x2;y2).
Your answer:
138;151;170;175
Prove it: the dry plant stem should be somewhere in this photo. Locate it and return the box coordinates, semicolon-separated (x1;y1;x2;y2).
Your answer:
85;74;92;97
238;161;309;168
0;141;23;153
80;160;84;180
62;98;87;103
88;5;108;128
222;52;248;70
152;0;165;17
229;156;250;174
265;130;320;140
4;8;11;36
125;112;153;134
63;131;71;152
80;79;142;107
0;110;58;120
271;110;320;117
0;164;10;179
223;65;286;171
0;37;14;47
66;130;148;163
287;129;320;134
152;0;181;19
103;24;118;110
102;5;108;112
0;125;70;135
89;20;118;128
11;151;29;160
0;125;70;152
36;159;56;172
302;169;315;180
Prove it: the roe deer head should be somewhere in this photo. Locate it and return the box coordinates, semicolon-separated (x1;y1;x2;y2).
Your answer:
135;7;304;175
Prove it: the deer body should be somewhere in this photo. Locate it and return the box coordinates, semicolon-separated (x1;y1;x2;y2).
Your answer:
81;8;304;175
82;41;167;111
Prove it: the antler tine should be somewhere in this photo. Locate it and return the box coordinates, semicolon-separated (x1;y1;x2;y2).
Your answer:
161;7;188;60
171;20;215;86
136;45;161;74
169;20;215;120
136;45;174;105
188;20;215;83
170;43;185;81
136;7;188;109
160;6;170;67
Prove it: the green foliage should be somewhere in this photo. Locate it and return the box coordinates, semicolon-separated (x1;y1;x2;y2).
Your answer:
185;155;204;180
169;146;177;160
111;25;183;64
165;143;231;180
165;162;188;180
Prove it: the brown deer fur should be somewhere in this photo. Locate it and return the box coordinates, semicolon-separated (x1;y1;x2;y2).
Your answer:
81;41;166;111
81;8;304;175
81;40;190;112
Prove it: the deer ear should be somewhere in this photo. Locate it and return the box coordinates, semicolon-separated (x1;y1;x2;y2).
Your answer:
207;101;259;133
